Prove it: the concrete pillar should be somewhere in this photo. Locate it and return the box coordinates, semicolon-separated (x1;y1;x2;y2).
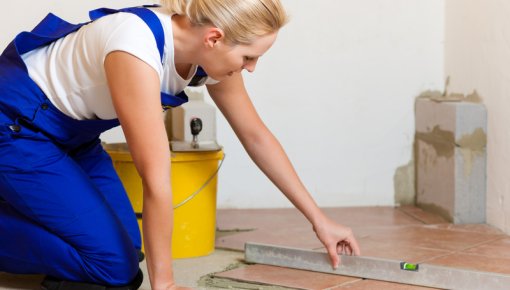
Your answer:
415;98;487;224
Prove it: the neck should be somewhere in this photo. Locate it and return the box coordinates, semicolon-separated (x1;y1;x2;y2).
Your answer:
171;14;202;65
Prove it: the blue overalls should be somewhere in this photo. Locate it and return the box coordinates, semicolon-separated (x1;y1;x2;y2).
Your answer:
0;6;195;286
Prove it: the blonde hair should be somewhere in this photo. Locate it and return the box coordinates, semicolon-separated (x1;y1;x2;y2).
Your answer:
160;0;288;45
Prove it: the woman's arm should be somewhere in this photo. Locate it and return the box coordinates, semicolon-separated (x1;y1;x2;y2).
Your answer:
104;51;183;289
207;73;361;268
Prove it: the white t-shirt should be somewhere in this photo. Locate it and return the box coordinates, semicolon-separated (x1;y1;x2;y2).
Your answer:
21;7;215;120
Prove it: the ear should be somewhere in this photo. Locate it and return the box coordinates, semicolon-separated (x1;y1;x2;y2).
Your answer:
204;27;225;48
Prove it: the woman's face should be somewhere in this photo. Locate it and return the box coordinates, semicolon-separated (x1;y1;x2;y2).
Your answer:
201;32;278;81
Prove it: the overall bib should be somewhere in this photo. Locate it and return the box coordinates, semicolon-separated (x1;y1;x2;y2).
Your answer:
0;6;194;285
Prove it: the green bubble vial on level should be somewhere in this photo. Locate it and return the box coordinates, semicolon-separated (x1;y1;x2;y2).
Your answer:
400;262;420;271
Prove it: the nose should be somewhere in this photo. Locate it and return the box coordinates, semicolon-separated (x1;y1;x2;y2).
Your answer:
243;59;258;73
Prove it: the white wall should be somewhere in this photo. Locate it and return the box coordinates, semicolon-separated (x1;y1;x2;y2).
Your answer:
445;0;510;233
214;0;445;208
0;1;156;46
0;1;445;209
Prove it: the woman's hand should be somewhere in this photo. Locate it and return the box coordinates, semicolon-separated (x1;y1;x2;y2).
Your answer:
312;217;361;269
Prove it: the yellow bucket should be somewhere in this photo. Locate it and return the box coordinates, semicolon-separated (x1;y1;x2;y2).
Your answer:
103;143;223;259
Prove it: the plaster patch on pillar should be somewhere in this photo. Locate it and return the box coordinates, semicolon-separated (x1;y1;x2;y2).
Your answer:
456;128;487;176
439;76;484;103
417;88;483;103
394;159;415;206
414;126;455;221
464;90;483;103
415;140;434;173
415;126;455;159
457;128;487;150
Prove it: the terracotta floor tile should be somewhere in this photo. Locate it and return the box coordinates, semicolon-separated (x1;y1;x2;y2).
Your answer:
398;206;449;224
217;206;429;233
350;225;415;239
355;239;452;263
334;279;440;289
215;264;359;290
216;227;323;252
424;224;505;235
464;237;510;258
355;225;503;252
323;207;424;227
425;252;510;274
215;207;510;290
217;208;308;231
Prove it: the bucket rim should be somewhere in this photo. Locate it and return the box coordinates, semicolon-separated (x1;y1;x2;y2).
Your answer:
103;143;224;162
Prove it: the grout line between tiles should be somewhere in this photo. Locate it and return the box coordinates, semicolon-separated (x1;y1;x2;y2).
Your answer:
418;236;508;264
397;207;429;225
456;235;508;253
323;278;365;290
420;224;506;235
416;251;456;264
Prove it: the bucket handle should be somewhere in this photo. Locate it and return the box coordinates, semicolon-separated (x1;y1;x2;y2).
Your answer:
173;153;226;209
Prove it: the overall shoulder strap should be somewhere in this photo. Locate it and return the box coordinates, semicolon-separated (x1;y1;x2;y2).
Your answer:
1;13;85;70
89;5;165;63
90;5;205;108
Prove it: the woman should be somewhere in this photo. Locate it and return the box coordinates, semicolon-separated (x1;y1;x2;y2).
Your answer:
0;0;360;289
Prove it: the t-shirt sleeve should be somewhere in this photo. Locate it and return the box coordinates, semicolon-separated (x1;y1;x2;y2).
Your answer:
100;12;162;77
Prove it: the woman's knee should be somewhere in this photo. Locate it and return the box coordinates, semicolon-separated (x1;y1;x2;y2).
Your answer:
83;246;139;285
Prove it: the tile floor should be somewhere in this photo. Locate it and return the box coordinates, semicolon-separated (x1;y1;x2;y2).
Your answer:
213;206;510;289
1;206;509;289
